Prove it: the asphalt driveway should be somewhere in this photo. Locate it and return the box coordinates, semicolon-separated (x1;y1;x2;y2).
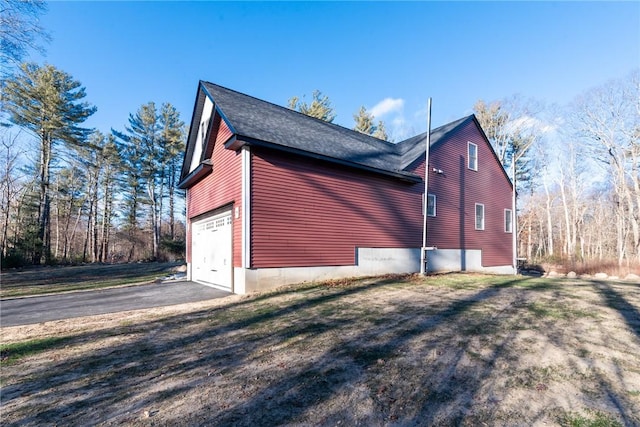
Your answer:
1;281;230;327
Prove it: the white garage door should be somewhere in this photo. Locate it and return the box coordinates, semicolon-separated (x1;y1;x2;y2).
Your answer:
192;210;233;291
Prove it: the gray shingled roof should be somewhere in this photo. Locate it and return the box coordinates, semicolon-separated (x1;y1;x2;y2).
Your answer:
395;115;474;170
200;81;474;180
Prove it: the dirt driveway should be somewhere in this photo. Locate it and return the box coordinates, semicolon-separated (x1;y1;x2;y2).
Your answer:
1;274;639;426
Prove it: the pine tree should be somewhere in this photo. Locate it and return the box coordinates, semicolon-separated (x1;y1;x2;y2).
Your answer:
353;106;375;135
97;134;121;262
114;101;185;260
353;106;390;141
113;103;157;260
158;103;185;241
373;120;389;141
2;62;96;263
288;90;336;122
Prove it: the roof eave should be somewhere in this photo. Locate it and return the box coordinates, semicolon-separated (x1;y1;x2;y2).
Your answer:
177;160;213;190
234;135;422;183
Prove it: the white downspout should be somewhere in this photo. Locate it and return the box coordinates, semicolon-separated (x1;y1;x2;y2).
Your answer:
512;150;518;275
420;98;432;275
241;146;251;269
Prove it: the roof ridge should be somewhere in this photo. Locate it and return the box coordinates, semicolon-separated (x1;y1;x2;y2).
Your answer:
196;81;478;180
201;80;397;149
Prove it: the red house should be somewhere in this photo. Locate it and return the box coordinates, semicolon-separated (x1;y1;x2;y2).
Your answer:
178;82;514;294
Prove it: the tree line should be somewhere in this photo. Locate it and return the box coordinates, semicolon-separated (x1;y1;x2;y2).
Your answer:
288;72;639;272
474;70;639;271
1;63;186;267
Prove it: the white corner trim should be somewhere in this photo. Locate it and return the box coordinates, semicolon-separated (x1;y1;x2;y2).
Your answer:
241;146;251;268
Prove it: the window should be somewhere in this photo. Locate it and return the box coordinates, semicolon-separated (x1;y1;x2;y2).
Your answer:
468;142;478;171
427;194;436;217
423;193;436;217
475;203;485;230
200;118;210;148
505;209;513;233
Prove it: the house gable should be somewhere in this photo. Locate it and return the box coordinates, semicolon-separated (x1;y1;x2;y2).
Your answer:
178;83;236;190
419;117;513;267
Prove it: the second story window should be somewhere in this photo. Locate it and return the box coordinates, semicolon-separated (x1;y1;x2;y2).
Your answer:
468;142;478;171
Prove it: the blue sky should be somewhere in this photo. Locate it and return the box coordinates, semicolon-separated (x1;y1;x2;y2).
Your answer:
31;1;639;142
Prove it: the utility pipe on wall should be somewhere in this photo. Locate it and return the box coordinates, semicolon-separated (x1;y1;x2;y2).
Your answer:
512;150;518;275
420;98;432;275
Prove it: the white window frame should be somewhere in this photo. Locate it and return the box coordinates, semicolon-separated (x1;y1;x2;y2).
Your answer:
200;118;210;149
504;208;513;233
468;142;478;171
475;203;485;230
427;193;436;217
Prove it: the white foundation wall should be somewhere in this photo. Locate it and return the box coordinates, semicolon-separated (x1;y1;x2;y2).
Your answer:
426;249;482;272
230;247;513;294
236;248;419;294
426;249;515;275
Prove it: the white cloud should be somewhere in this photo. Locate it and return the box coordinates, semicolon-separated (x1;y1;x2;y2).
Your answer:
507;115;556;135
370;97;404;118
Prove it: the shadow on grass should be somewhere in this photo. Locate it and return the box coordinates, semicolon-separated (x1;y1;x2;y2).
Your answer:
591;280;640;338
0;337;74;365
2;275;638;426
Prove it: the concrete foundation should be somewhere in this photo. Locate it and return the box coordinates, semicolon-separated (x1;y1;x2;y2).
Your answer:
225;247;514;294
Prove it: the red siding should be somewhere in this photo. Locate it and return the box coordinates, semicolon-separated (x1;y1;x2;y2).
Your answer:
250;118;512;269
412;119;513;267
186;120;242;267
251;148;423;268
186;115;512;270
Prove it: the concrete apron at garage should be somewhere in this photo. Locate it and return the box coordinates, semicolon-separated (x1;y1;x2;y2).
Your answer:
1;281;231;327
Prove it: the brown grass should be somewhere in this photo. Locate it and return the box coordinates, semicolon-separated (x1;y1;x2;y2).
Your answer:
1;274;639;426
540;258;640;277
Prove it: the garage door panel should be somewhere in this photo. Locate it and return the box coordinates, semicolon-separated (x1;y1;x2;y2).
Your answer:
192;210;233;291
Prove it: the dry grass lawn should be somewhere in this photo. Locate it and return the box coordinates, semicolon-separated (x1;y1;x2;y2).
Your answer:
1;273;639;426
0;262;182;298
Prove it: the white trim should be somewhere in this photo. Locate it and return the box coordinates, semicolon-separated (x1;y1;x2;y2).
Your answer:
186;188;192;281
189;97;214;173
467;141;478;171
475;203;485;230
241;146;251;269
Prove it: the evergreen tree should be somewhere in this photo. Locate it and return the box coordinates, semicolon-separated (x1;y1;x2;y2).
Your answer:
353;106;375;135
353;106;390;141
2;62;96;263
288;90;336;122
158;103;185;241
113;103;157;260
114;101;185;260
373;120;389;141
97;134;121;262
